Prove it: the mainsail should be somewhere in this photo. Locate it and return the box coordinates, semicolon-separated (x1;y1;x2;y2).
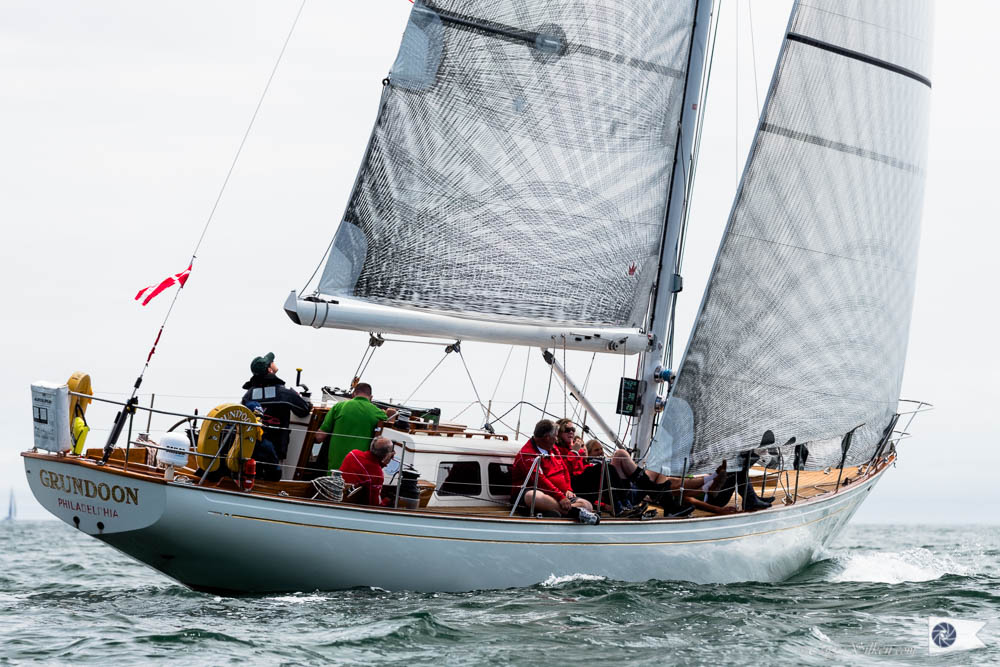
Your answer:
650;0;933;474
312;1;699;336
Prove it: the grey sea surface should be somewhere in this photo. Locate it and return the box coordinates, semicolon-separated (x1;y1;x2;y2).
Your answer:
1;522;997;665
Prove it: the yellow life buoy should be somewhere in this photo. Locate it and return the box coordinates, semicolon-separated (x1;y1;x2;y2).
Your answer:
67;372;92;417
195;403;261;473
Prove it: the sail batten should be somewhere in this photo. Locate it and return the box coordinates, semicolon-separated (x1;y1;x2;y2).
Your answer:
650;0;933;474
315;1;700;334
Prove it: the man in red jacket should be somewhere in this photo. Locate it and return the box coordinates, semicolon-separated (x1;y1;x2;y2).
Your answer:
339;437;395;506
511;420;598;524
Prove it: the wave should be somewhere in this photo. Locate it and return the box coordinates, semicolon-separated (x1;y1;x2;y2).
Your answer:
267;594;330;604
540;573;606;587
825;548;972;584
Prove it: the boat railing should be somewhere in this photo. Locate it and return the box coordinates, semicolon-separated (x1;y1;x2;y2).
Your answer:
61;391;899;515
65;391;530;501
891;399;933;450
64;390;343;484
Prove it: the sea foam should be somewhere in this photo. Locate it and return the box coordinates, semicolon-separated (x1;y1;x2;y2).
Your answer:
828;548;971;584
541;573;606;587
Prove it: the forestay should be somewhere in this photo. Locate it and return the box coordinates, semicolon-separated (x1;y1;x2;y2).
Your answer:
317;1;698;331
650;0;933;474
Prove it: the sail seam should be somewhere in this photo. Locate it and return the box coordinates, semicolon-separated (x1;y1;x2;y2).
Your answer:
727;230;917;277
696;371;901;407
760;123;922;174
785;32;931;88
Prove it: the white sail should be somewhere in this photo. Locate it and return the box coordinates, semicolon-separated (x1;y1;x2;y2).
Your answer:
651;0;933;474
300;1;702;347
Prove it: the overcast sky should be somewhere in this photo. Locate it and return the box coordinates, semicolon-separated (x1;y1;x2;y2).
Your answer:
2;1;997;523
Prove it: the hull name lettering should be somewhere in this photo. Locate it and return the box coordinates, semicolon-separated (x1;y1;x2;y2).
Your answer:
39;470;139;506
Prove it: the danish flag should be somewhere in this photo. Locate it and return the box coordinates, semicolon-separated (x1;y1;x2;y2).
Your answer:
134;263;192;306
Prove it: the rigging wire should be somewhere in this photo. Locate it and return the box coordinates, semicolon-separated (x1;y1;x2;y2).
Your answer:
404;351;451;404
456;349;490;427
747;0;762;116
566;352;597;428
449;400;479;423
489;345;515;405
562;337;568;419
515;347;530;439
735;0;740;185
100;1;308;463
541;349;555;417
194;1;309;260
351;342;377;383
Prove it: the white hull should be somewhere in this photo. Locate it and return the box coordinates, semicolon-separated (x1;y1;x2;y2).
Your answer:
24;454;883;593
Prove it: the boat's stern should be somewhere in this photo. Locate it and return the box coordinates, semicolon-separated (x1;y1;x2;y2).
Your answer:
23;452;166;535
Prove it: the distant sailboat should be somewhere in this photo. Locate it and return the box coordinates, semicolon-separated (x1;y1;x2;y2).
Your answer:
4;490;14;522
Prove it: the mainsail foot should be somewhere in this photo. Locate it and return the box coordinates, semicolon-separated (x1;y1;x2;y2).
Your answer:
284;291;649;354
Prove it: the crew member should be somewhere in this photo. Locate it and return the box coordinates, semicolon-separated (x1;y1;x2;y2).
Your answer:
339;436;395;506
241;352;312;480
314;382;397;471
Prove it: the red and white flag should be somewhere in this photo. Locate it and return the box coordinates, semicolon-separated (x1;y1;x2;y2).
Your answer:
134;263;192;306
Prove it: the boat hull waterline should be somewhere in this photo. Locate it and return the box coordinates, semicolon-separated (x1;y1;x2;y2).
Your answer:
24;454;882;593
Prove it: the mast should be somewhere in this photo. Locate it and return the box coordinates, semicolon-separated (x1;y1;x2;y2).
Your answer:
630;0;715;453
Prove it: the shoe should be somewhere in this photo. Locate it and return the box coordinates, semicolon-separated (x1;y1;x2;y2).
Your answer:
744;496;773;512
574;507;601;525
619;502;649;519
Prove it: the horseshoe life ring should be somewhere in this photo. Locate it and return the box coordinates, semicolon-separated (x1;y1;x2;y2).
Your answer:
195;403;261;473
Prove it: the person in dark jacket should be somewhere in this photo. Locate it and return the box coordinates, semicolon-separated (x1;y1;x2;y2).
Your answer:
241;352;312;480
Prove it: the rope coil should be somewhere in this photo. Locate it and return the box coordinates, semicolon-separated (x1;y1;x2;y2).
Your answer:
311;470;345;502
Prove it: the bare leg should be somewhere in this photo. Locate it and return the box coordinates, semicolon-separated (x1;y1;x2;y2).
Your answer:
609;449;674;485
570;497;593;512
684;497;738;515
521;490;562;515
609;449;637;480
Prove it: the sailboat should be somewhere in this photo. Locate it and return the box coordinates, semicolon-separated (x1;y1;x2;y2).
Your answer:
23;0;932;593
4;490;14;522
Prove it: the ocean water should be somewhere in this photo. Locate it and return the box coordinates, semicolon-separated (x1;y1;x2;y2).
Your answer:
1;522;997;665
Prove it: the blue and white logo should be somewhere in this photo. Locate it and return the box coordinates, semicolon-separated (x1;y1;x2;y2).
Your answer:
930;621;956;648
928;617;986;654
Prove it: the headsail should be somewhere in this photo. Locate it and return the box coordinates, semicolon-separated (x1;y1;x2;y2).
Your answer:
650;0;933;473
302;1;701;349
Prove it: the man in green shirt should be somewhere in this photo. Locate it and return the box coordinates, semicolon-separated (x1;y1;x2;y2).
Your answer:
314;383;397;470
